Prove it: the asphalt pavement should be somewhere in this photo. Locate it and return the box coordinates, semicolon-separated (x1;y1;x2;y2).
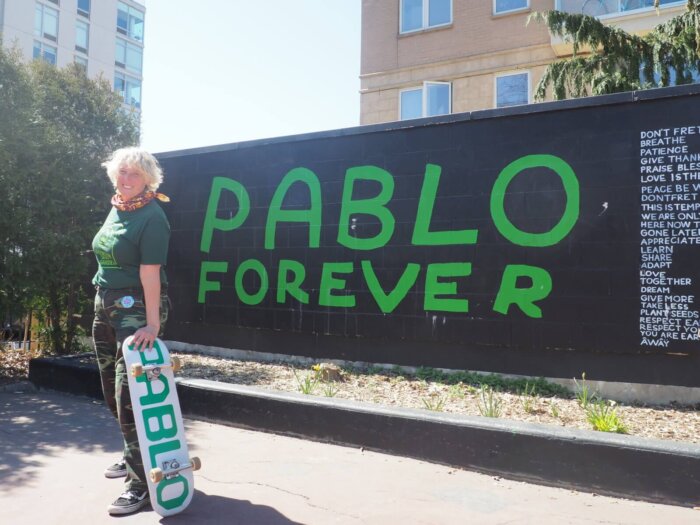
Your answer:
1;385;698;525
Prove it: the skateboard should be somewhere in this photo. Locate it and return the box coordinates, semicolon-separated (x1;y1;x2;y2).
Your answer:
122;336;200;517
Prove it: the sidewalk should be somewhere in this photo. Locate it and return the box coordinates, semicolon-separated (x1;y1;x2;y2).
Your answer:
0;386;697;525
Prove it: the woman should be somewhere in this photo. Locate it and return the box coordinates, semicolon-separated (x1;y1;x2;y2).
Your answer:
92;147;170;516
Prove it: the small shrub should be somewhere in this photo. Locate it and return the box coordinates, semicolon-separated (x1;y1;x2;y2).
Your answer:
293;368;319;395
520;381;537;414
550;401;560;419
322;382;339;398
574;372;597;408
421;396;446;411
477;385;502;418
585;400;628;434
448;383;465;399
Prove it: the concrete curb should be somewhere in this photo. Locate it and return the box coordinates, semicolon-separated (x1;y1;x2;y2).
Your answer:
28;355;700;508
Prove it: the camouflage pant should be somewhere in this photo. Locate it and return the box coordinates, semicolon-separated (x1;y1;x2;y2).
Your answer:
92;287;169;492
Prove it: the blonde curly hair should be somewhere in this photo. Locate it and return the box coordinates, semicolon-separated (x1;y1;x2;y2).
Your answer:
101;147;163;192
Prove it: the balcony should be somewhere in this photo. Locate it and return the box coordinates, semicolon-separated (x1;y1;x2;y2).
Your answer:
551;0;687;56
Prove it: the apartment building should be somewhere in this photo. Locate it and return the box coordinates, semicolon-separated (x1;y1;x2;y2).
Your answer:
0;0;146;111
360;0;688;124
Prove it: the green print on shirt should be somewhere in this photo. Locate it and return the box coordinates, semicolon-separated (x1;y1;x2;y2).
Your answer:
94;223;125;269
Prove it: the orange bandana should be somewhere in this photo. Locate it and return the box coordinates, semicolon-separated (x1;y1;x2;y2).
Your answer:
111;190;170;211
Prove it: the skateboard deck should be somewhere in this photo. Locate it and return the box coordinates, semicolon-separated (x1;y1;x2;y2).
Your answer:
122;336;199;517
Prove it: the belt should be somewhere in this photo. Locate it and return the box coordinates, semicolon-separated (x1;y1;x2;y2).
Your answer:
95;285;168;293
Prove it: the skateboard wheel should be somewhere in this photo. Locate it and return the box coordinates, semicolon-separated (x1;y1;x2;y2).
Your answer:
150;467;163;483
171;356;182;373
131;364;144;377
191;457;201;471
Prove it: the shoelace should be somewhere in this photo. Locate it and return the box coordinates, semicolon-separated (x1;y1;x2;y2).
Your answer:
119;490;144;501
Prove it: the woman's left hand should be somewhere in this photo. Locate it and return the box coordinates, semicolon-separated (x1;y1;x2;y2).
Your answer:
132;324;159;352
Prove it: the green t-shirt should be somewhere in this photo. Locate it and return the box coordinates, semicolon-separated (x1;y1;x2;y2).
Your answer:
92;201;170;289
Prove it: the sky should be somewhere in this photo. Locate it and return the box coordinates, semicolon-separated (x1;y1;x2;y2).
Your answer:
139;1;362;154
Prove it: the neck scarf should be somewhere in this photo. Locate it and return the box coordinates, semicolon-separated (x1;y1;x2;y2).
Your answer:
111;190;170;211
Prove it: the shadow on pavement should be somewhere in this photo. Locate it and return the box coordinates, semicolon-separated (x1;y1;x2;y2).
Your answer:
160;490;304;524
0;389;122;491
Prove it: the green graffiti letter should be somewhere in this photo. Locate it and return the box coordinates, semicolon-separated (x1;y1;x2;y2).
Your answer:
265;167;322;249
337;166;395;250
361;261;420;314
200;177;250;253
142;404;178;441
198;261;229;303
277;259;310;304
493;264;552;318
136;373;169;406
412;164;478;246
148;439;181;469
319;262;355;308
138;339;165;366
490;154;579;247
424;263;472;313
157;475;189;510
234;259;269;305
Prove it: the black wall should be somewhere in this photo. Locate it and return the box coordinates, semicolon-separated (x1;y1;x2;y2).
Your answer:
157;85;700;387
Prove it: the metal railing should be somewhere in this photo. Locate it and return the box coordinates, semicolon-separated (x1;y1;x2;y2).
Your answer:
555;0;685;17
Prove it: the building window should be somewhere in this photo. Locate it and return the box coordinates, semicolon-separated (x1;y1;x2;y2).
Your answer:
74;55;88;70
77;0;90;18
558;0;683;16
115;73;142;109
117;2;144;42
115;38;143;73
494;0;529;15
400;82;451;120
34;3;59;42
400;0;452;33
33;40;57;64
46;0;59;4
495;71;530;108
76;20;89;53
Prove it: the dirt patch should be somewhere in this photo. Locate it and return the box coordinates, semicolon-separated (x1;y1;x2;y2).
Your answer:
173;353;700;445
0;346;40;386
4;347;698;444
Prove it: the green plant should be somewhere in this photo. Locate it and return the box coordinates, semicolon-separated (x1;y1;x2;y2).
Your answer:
412;367;570;397
448;383;465;399
520;381;537;414
322;382;339;398
367;365;384;375
293;368;319;395
421;396;446;411
574;372;597;408
550;401;560;419
585;400;628;434
477;385;502;418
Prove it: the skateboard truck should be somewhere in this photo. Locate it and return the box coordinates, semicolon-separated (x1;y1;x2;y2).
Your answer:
150;457;201;483
131;356;182;379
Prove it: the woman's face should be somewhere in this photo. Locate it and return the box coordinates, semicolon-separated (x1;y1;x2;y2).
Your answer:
116;164;147;201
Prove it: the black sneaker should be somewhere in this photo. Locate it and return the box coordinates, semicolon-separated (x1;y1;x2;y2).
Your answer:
107;489;150;515
104;459;127;479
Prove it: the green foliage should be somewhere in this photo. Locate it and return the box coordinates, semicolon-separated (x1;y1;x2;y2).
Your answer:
585;400;629;433
530;1;700;100
574;372;598;408
293;368;320;395
549;401;561;418
421;396;446;411
413;367;570;397
322;382;339;397
477;385;503;418
0;47;139;354
520;381;538;414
